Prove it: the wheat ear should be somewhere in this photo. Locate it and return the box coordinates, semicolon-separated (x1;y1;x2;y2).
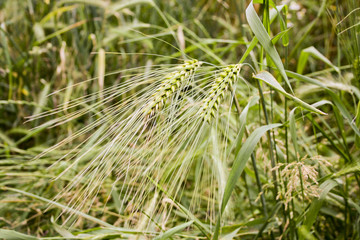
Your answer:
200;64;242;123
145;59;202;116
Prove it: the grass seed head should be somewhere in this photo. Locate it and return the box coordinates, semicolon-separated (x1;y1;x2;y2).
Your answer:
201;64;242;123
145;59;202;116
276;158;321;210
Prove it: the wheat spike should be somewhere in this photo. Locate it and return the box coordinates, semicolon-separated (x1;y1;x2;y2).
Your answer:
146;59;202;116
200;64;242;123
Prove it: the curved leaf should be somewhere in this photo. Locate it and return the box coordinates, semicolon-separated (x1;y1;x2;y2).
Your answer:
213;123;281;240
246;1;292;92
253;71;326;115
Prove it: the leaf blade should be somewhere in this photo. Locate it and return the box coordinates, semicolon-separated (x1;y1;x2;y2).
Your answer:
246;1;292;92
213;123;281;240
253;71;326;115
154;221;194;240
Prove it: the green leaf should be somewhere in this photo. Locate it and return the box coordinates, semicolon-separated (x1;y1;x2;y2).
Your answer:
302;180;338;230
146;177;211;238
271;27;292;45
234;96;260;154
280;5;289;46
35;20;87;45
40;5;78;25
239;37;258;64
335;162;360;177
253;71;326;115
297;46;340;74
221;228;240;240
0;229;38;240
109;0;154;12
246;1;292;92
289;108;300;156
154;221;194;240
356;101;360;148
213;123;281;240
2;186;115;229
286;70;360;136
222;123;281;212
239;4;284;64
51;216;75;238
57;0;109;8
298;226;317;240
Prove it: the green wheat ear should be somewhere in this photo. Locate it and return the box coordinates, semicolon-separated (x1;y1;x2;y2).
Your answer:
145;59;202;116
201;64;242;123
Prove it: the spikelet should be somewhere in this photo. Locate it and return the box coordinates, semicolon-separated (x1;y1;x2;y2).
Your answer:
145;59;202;116
200;64;242;123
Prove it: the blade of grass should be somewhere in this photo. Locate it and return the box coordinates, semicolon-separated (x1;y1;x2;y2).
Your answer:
232;94;268;217
56;0;108;8
0;23;13;100
2;186;115;229
246;1;292;92
213;123;282;240
297;46;340;74
286;70;360;137
146;176;211;239
0;229;38;240
154;221;194;240
253;71;325;114
239;4;285;64
233;96;260;154
39;5;78;25
35;20;87;45
300;179;338;240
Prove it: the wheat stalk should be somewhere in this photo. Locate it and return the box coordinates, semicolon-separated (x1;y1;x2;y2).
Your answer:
354;57;360;81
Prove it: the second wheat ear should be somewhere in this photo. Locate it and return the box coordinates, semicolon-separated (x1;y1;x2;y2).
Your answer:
200;64;242;123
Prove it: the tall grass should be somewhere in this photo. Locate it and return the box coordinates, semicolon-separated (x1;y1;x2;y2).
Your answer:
1;0;360;239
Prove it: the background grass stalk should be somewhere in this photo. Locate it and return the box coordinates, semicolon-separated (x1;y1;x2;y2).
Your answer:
232;89;268;218
256;78;279;197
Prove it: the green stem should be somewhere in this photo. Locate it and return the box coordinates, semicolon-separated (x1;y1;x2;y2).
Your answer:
243;174;256;214
307;115;350;162
256;79;279;196
284;46;296;239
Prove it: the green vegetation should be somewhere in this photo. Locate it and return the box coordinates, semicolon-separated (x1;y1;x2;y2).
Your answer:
1;0;360;239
